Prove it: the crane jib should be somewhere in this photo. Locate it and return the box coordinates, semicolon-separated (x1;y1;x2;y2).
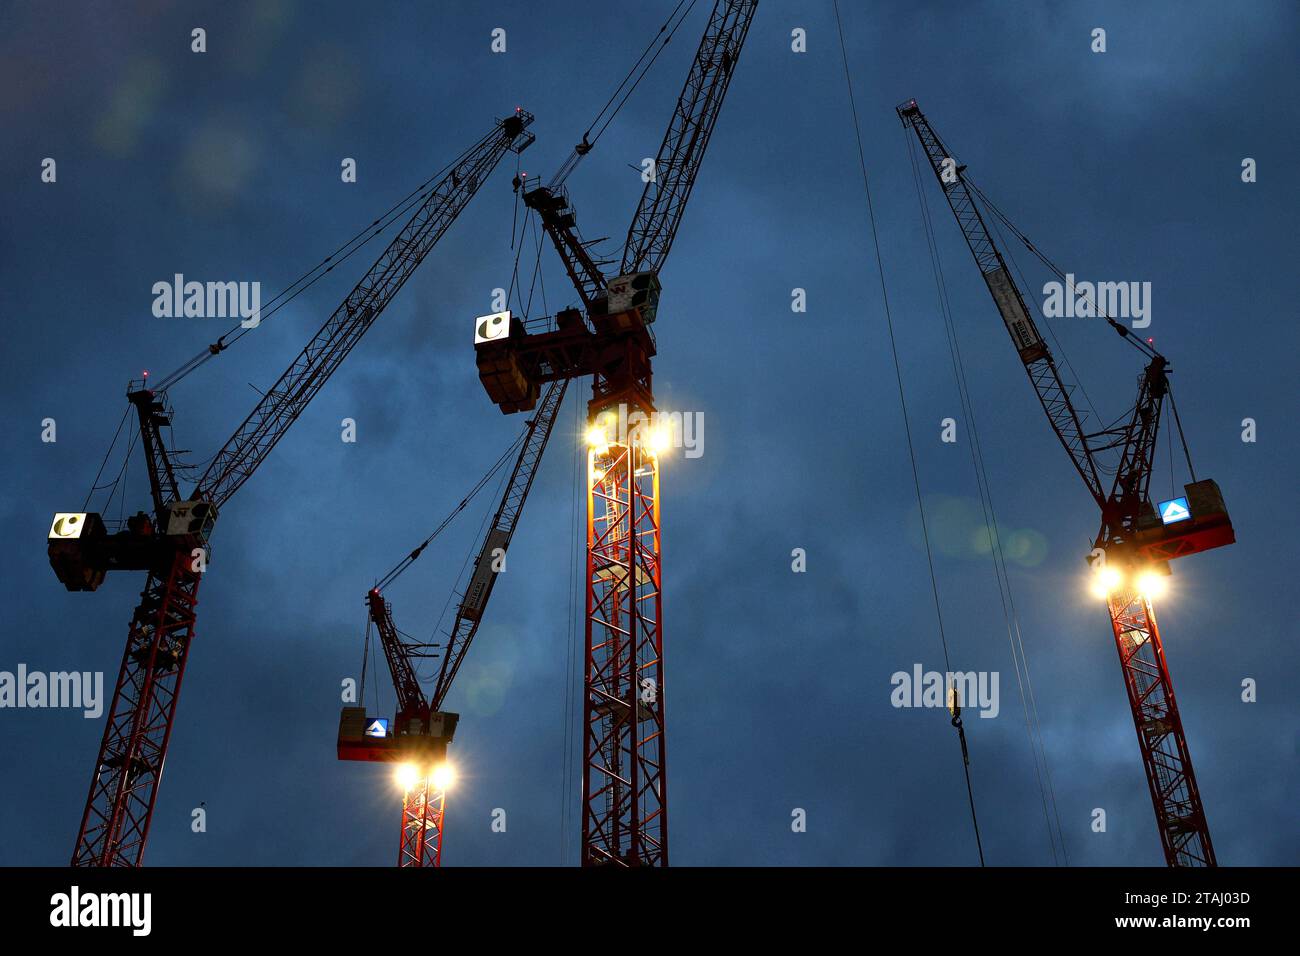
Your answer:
983;267;1046;362
900;98;1231;869
899;99;1104;505
460;528;510;622
59;110;533;870
194;110;535;510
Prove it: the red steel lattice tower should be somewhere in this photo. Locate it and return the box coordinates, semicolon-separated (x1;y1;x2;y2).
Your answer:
73;549;200;866
472;0;756;865
583;432;666;865
1108;590;1214;865
398;779;446;868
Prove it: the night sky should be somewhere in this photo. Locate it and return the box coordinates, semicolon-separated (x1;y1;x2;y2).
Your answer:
1;0;1296;866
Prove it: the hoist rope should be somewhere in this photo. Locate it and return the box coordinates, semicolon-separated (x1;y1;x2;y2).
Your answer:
507;195;532;316
373;429;528;591
151;131;491;392
833;0;985;865
549;0;700;188
118;429;135;525
359;615;372;709
424;458;509;666
1165;382;1198;483
905;129;1070;865
524;213;549;320
100;424;140;523
1164;405;1175;501
560;384;583;862
370;617;384;722
963;178;1159;362
511;153;522;250
83;405;132;511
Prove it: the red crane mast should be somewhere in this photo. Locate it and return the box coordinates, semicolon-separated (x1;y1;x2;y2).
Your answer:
338;2;758;867
473;0;758;865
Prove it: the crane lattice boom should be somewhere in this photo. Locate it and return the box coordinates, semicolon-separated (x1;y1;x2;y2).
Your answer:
433;378;570;707
61;110;532;867
340;379;567;867
899;99;1231;867
198;112;535;508
897;100;1105;507
621;0;758;276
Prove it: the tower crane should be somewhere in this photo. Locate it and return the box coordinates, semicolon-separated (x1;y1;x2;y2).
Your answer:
472;0;758;867
337;588;461;869
47;109;535;867
898;100;1234;866
337;378;568;866
335;1;757;868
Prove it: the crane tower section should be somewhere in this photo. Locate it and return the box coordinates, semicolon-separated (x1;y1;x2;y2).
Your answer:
582;423;666;865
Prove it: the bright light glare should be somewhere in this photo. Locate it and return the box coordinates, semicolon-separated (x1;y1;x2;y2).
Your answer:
395;762;422;791
585;424;607;447
1089;565;1122;599
430;763;456;792
1136;571;1168;600
647;424;673;456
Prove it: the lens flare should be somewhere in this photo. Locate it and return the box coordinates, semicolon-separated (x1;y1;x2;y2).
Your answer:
395;763;421;791
1136;570;1169;600
430;763;456;792
1089;565;1122;599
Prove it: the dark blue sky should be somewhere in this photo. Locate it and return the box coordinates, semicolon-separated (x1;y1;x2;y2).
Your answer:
1;0;1296;866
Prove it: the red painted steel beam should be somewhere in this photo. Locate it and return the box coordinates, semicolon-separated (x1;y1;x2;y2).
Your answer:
73;550;200;866
1107;591;1215;866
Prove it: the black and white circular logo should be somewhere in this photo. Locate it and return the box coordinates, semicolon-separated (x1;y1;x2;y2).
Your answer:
475;311;509;343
